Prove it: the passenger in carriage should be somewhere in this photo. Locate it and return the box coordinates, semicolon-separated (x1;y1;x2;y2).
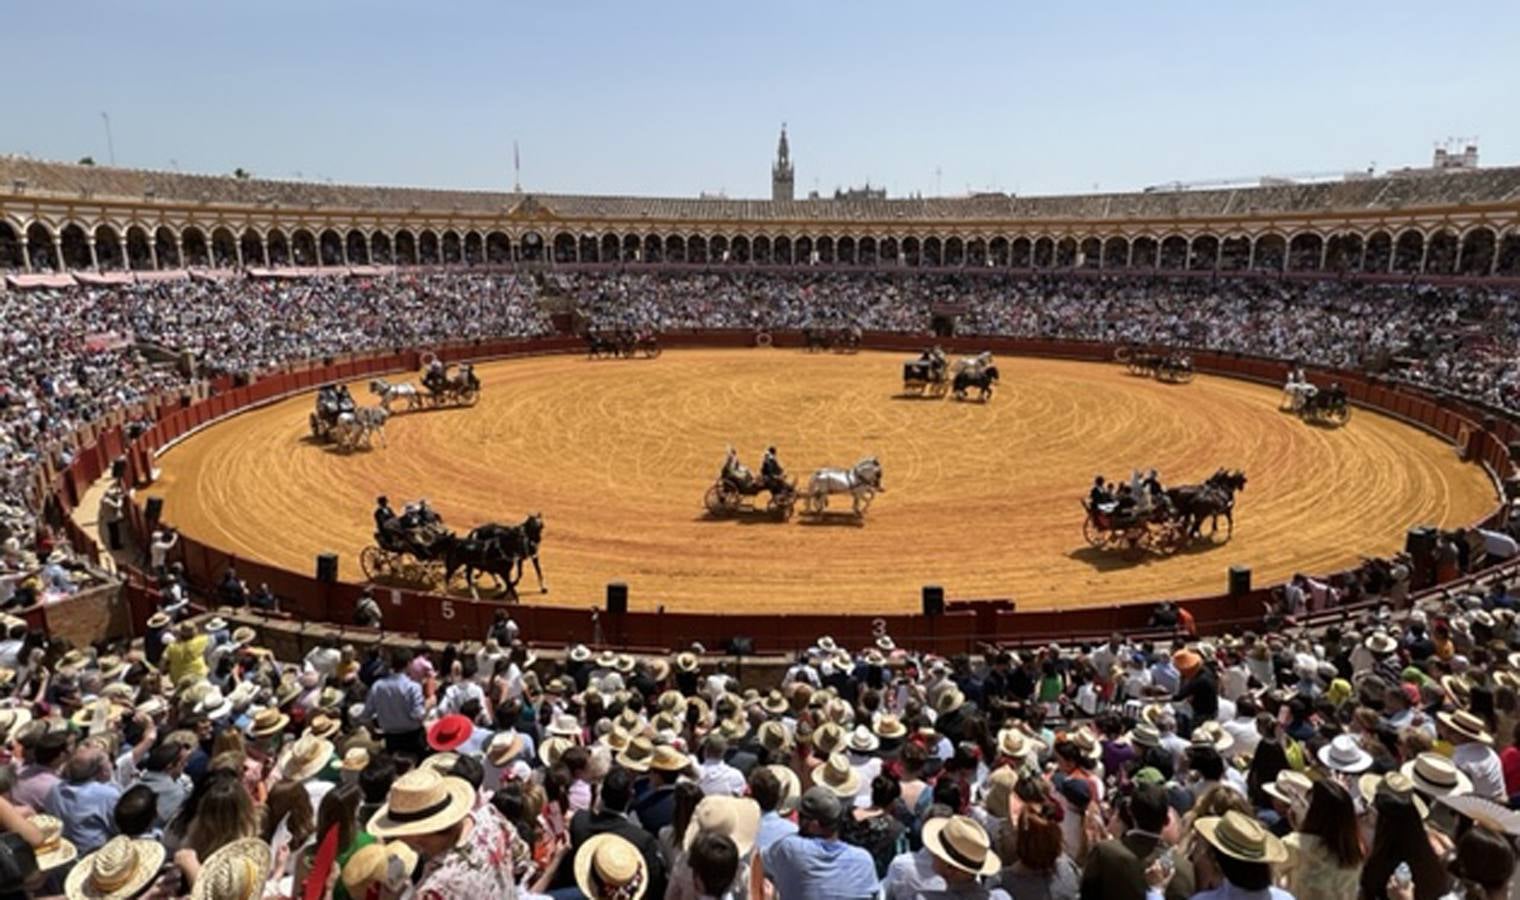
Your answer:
1089;476;1117;514
760;445;786;490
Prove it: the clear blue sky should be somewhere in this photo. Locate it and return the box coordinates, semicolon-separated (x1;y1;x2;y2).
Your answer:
6;1;1517;198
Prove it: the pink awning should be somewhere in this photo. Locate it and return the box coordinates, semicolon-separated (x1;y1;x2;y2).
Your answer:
132;269;190;283
73;271;135;286
189;268;238;282
4;273;76;290
346;265;397;278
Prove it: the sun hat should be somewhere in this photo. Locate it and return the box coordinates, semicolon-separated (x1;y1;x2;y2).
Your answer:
718;717;748;742
616;736;656;773
1437;794;1520;836
1194;810;1288;864
1190;722;1235;754
766;764;802;815
812;721;846;756
204;616;228;633
486;731;525;768
0;707;33;743
847;725;880;754
1401;752;1474;798
761;690;788;716
189;837;271;900
420;752;459;774
146;612;171;630
569;644;593;663
1262;770;1313;808
1360;771;1430;818
575;833;648;900
539;735;574;767
230;626;256;649
615;654;636;674
427;714;474;752
340;747;371;773
811;753;862;798
278;734;335;782
650;745;692;774
548;713;583;739
935;686;966;714
682;795;761;857
367;768;476;838
1127;722;1162;749
28;814;78;872
1317;734;1373;773
246;707;289;739
1437;710;1494;745
1364;631;1398;654
64;835;165;900
982;766;1019;820
922;815;1002;876
816;636;838;653
862;649;886;667
674;651;699;674
758;720;792;755
96;656;129;681
341;840;420;897
997;727;1037;758
306;713;341;741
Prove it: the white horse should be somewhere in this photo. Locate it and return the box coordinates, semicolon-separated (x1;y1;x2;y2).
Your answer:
370;378;421;413
334;406;390;451
1281;369;1318;411
953;351;994;379
804;456;885;517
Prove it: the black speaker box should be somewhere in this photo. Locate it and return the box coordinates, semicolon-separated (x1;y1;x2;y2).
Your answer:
606;582;628;615
144;496;164;522
316;553;339;583
1228;565;1252;596
922;584;945;617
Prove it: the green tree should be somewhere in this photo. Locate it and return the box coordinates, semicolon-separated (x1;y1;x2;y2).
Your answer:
78;156;95;166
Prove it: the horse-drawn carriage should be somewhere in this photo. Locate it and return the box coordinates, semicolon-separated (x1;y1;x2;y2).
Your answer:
310;386;390;451
801;457;884;518
902;349;951;398
703;467;798;520
1298;383;1351;426
1116;346;1194;383
419;355;480;407
361;504;451;583
361;503;546;598
585;329;661;360
310;385;356;441
1081;501;1188;555
1154;354;1194;384
802;324;863;354
1082;469;1246;555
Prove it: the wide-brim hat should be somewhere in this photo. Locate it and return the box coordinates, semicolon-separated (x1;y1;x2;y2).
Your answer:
70;698;124;730
64;836;165;900
189;837;271;900
816;636;838;653
1401;752;1474;797
683;795;761;858
650;744;692;773
935;686;966;714
1317;735;1373;773
1127;723;1162;749
616;736;656;773
28;815;78;872
767;764;802;814
146;612;171;630
674;651;699;673
1263;770;1313;807
569;644;593;663
1195;811;1287;864
1360;771;1430;818
1191;722;1235;755
922;815;1001;876
204;617;228;633
615;654;636;674
812;753;862;798
595;651;618;669
230;626;257;648
367;768;476;838
574;834;648;900
1437;794;1520;837
847;725;880;754
278;734;335;782
427;714;474;752
1437;710;1494;745
762;690;788;715
1364;631;1398;654
0;706;34;742
487;731;525;767
539;736;574;768
341;840;419;897
812;721;846;756
307;714;341;741
548;714;582;738
246;707;290;739
340;747;371;772
874;714;907;740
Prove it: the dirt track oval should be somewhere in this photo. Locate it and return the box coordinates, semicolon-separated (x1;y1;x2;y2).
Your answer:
150;349;1497;614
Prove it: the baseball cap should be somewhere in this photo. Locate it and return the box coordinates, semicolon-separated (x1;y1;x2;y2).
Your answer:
798;785;842;824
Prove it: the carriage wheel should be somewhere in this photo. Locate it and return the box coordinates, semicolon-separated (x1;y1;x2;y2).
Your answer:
1127;361;1145;376
1082;517;1106;548
359;546;387;580
1330;404;1350;425
1176;369;1195;384
644;344;662;359
460;387;480;407
767;492;795;521
703;485;727;515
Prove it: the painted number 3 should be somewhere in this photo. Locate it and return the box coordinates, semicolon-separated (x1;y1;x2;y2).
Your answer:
440;600;455;620
871;618;886;638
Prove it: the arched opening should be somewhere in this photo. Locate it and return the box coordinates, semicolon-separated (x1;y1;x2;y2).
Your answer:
486;232;510;264
463;232;483;265
1188;235;1218;270
621;234;641;263
642;234;662;264
267;229;291;266
1458;227;1495;275
711;235;732;263
1424;229;1457;275
1216;236;1249;270
441;231;463;265
1054;237;1078;268
815;236;834;265
126;225;154;270
1392;230;1424;274
1287;233;1323;272
1010;237;1033;268
687;235;706;264
1032;237;1054;268
153;225;181;268
879;237;899;266
1252;234;1286;271
349;230;372;265
858;236;877;266
240;229;267;267
1078;237;1102;269
319;229;344;266
1156;235;1185;269
731;235;751;264
58;224;91;270
966;238;987;267
180;227;209;267
1102;237;1128;268
0;222;23;270
902;237;921;267
1496;231;1520;276
417;231;440;265
1364;231;1393;272
749;235;768;264
579;234;600;264
769;236;788;266
942;237;963;267
1324;233;1362;273
553;232;577;264
210;227;238;267
837;236;856;265
518;231;544;262
291;229;317;266
922;237;942;267
664;235;686;264
370;231;393;265
94;225;123;269
1130;236;1158;269
795;236;814;265
988;237;1009;267
598;234;618;264
394;230;417;265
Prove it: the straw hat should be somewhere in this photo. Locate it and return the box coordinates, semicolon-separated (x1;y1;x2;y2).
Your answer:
28;814;78;872
812;721;847;756
616;736;656;773
811;753;862;798
230;626;256;649
873;714;907;741
420;753;459;774
816;636;838;653
306;714;341;741
1263;770;1313;807
64;836;165;900
246;707;289;739
982;766;1019;820
569;644;593;663
935;686;966;714
487;731;525;768
766;764;802;815
1437;794;1520;837
758;720;792;755
1127;723;1162;749
340;747;371;773
847;725;880;754
1190;721;1235;754
189;837;271;900
0;707;33;743
1364;631;1398;654
1316;735;1373;773
1401;752;1474;798
997;728;1037;759
674;651;699;674
574;834;648;900
547;714;582;739
1195;811;1288;864
69;698;123;730
427;714;474;752
761;690;788;716
341;841;419;897
682;796;761;857
146;612;171;630
595;650;618;670
204;616;228;633
1437;710;1494;745
367;768;476;838
615;654;636;674
650;745;692;774
278;734;335;782
1359;771;1429;818
539;736;575;767
922;815;1001;876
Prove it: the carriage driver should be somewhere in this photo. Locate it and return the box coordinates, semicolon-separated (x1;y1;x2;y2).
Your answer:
374;496;396;533
1089;476;1117;514
760;446;786;491
424;357;446;390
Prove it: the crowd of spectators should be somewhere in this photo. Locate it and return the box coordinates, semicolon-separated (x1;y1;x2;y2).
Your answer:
3;571;1520;898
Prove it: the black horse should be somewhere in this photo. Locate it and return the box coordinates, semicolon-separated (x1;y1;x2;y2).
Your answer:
952;365;1000;402
466;513;547;594
1166;469;1247;539
442;535;519;598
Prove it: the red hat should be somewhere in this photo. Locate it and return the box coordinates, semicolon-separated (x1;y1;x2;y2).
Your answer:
427;714;473;752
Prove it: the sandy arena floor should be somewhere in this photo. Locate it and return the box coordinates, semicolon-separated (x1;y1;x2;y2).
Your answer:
149;349;1497;614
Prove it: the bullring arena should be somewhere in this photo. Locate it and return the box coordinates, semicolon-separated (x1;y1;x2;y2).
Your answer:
148;344;1497;614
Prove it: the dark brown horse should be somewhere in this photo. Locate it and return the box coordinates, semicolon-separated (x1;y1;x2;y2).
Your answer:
1166;469;1247;539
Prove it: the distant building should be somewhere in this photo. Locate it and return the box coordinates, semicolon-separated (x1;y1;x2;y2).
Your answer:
771;125;794;202
1389;141;1481;179
833;183;886;201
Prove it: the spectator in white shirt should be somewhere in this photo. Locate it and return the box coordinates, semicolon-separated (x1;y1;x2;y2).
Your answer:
696;735;745;797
